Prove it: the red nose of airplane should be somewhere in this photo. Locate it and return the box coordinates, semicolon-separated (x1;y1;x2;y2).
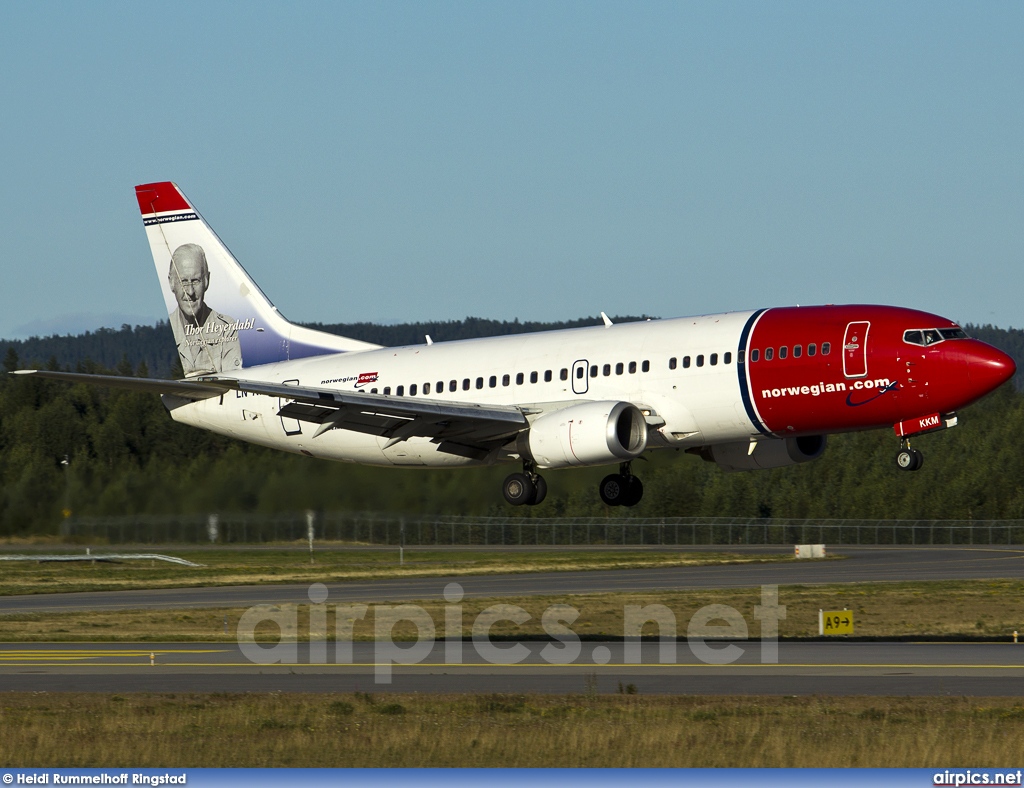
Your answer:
966;342;1016;395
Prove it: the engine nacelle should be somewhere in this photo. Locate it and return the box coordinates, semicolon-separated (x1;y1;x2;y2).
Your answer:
700;435;827;472
519;400;648;469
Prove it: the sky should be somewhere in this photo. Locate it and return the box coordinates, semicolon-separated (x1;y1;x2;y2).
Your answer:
0;2;1021;339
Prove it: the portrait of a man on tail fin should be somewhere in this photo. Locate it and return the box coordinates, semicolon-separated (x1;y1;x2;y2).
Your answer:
167;243;242;376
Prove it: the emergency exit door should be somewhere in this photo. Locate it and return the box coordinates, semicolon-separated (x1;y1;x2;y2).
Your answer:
572;359;589;395
842;321;870;378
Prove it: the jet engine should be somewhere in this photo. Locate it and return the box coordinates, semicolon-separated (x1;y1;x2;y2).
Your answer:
696;435;827;472
519;400;648;469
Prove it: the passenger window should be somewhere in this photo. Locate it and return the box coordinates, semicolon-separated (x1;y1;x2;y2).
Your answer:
710;353;718;366
821;342;830;355
779;346;788;360
590;365;598;377
750;349;759;362
765;348;774;361
603;364;611;376
530;371;538;384
462;379;470;391
384;386;391;395
696;355;705;367
560;368;568;381
396;385;404;396
683;356;691;368
409;384;417;396
628;361;636;374
793;345;802;358
725;351;732;364
449;380;457;392
575;367;584;379
423;382;430;395
489;375;497;388
502;374;510;387
808;344;816;357
642;360;650;372
436;381;443;393
544;370;552;382
669;357;677;370
476;377;484;389
371;388;378;394
615;362;624;375
516;372;524;385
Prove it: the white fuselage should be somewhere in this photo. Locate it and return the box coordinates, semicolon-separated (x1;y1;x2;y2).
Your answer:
168;311;759;467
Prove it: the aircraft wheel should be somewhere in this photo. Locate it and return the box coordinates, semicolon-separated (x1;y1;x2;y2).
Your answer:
895;448;923;471
529;475;548;506
503;472;535;506
599;474;625;506
622;476;644;507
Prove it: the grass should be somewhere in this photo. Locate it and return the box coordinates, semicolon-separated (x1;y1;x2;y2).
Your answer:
1;692;1023;767
2;579;1023;641
0;547;791;596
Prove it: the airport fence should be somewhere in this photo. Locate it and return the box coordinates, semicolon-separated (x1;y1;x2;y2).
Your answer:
58;512;1024;547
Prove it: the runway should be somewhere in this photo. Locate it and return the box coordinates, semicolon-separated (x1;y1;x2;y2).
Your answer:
2;640;1023;695
1;545;1022;615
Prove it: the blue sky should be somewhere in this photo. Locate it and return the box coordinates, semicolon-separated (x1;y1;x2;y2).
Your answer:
1;2;1021;339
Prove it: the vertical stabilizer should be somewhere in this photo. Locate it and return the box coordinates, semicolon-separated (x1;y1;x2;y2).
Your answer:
136;182;379;377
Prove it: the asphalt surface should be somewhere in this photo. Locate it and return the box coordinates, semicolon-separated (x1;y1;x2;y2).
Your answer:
1;546;1022;615
2;641;1023;695
3;546;1023;695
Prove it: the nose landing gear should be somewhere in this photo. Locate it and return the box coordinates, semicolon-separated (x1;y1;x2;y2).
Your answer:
895;440;924;471
502;463;548;506
599;462;644;507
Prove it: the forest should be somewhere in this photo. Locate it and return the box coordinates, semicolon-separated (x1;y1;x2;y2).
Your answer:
1;317;1023;535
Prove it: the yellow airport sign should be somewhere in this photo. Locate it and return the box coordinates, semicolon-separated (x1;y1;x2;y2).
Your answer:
819;609;854;635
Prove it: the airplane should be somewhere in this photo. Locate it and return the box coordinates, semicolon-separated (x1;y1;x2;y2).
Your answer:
16;181;1016;508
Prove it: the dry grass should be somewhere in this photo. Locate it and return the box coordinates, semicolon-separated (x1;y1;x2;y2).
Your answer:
1;692;1023;767
0;548;790;596
2;579;1023;641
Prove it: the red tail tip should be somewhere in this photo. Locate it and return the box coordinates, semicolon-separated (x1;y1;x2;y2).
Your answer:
135;182;191;215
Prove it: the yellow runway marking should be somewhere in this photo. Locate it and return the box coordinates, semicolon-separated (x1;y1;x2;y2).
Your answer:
0;661;1022;669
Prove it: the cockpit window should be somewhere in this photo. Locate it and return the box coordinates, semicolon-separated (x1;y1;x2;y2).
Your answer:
903;326;968;346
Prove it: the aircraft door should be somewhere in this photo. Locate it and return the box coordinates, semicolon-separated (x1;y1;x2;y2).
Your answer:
279;379;303;436
842;321;870;378
572;359;589;395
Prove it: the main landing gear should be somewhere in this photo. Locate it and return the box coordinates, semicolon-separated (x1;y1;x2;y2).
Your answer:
895;440;924;472
599;462;644;507
502;463;548;506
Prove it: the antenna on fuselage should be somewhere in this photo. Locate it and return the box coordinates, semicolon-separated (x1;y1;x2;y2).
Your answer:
600;312;613;327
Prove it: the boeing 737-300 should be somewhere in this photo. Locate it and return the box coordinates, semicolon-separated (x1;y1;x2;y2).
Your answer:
16;182;1016;507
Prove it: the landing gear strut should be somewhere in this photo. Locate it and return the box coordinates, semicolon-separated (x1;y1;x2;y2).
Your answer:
599;462;644;507
895;439;924;471
502;462;547;506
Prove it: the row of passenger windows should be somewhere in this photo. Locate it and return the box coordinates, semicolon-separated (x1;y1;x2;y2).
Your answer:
749;341;830;363
372;361;652;397
364;346;764;398
668;351;732;370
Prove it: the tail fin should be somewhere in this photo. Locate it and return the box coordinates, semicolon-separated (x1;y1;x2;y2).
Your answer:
136;181;380;377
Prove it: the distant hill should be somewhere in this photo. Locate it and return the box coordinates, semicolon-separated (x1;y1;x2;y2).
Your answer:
2;317;1019;388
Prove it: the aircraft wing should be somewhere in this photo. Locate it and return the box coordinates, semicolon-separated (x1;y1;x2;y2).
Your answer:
13;369;530;459
227;379;529;456
11;369;230;399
